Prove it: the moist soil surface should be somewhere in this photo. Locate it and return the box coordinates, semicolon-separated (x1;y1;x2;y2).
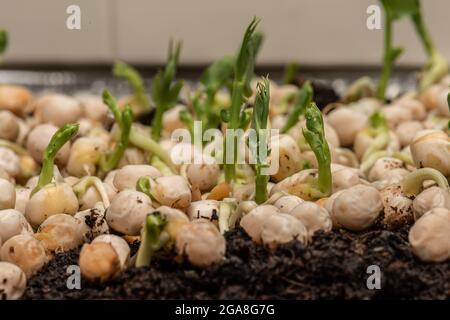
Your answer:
23;227;449;300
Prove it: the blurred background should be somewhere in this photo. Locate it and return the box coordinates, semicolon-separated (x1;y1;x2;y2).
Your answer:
0;0;449;67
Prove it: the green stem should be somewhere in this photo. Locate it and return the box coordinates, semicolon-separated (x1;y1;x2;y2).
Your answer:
255;168;269;204
102;90;123;127
113;61;150;111
178;109;194;139
135;214;167;267
129;126;177;172
150;155;173;176
151;107;164;142
224;81;244;183
32;124;79;195
317;155;332;196
376;17;393;100
281;81;313;134
99;106;133;176
402;168;450;196
411;12;434;57
72;176;111;207
136;176;152;196
411;12;449;91
302;103;332;197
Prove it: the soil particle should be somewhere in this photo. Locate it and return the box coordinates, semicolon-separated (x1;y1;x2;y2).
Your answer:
294;77;339;109
23;227;449;300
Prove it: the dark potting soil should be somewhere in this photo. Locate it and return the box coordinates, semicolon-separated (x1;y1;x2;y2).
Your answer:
294;76;340;109
23;227;449;300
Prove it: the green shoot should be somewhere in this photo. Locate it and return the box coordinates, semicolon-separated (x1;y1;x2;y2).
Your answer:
113;61;150;111
72;176;111;207
136;176;151;197
0;29;7;55
249;78;270;204
103;89;177;172
129;128;177;172
178;109;194;138
281;80;313;134
410;2;449;91
243;31;264;97
150;155;174;176
185;55;234;132
402;168;449;196
32;123;79;195
224;17;261;183
282;62;299;85
361;111;389;161
201;55;235;105
377;0;448;99
376;0;408;100
135;213;168;267
151;40;183;142
302;102;332;197
99;90;133;176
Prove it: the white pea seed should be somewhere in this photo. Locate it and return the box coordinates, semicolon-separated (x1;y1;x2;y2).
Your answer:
0;234;48;278
409;208;450;263
0;262;27;300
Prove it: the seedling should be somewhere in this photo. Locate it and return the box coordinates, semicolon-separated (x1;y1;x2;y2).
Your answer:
248;78;270;204
99;90;133;176
281;80;313;134
361;111;389;161
377;0;448;99
151;41;183;141
302;102;332;197
113;61;150;111
32;124;79;195
224;17;262;182
102;90;176;172
135;213;168;267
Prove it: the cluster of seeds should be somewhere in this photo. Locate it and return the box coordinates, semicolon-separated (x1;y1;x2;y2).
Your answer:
0;10;449;300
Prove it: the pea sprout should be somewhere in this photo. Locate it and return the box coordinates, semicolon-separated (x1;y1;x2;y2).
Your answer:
72;176;111;208
411;1;449;91
184;55;234;133
32;123;79;195
113;61;150;111
135;213;168;267
224;17;261;183
361;111;389;162
376;0;448;99
100;90;133;176
151;40;183;142
136;176;151;197
402;168;450;196
103;90;177;172
302;102;332;197
249;78;270;204
281;80;313;134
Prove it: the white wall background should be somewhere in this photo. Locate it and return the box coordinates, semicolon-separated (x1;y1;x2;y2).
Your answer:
0;0;449;66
